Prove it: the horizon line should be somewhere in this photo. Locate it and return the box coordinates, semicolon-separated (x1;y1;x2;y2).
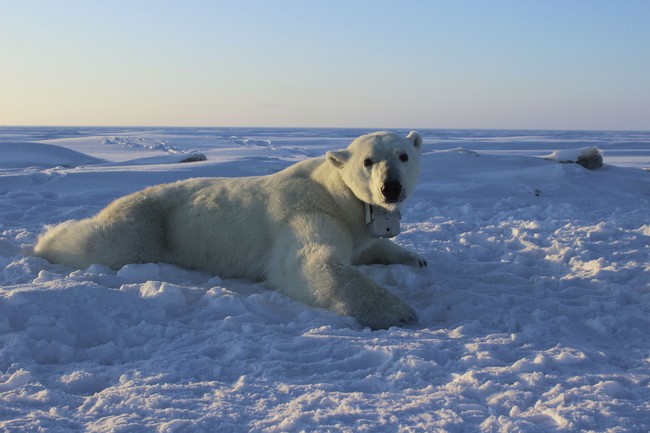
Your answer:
1;124;649;134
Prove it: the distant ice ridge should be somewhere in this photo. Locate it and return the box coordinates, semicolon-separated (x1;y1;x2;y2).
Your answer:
0;127;649;432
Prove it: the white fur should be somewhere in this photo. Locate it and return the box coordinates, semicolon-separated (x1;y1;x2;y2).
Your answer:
35;131;426;329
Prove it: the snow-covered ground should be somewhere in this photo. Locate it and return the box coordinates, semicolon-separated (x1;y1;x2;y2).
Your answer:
1;127;649;432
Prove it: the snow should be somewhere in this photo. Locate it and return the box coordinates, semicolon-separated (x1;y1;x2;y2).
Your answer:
542;147;603;170
0;142;103;169
1;127;649;432
542;146;602;164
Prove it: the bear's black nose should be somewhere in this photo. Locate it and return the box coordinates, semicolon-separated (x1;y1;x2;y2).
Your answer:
381;180;402;202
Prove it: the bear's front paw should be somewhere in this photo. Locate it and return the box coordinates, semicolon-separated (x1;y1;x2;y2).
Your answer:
402;252;428;268
355;295;418;330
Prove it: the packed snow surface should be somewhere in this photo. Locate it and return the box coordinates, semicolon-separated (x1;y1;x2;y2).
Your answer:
1;127;649;432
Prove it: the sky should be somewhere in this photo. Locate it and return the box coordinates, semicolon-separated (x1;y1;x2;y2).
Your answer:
1;0;649;130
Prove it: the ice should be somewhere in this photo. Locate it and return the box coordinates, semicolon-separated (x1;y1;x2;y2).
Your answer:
1;127;649;432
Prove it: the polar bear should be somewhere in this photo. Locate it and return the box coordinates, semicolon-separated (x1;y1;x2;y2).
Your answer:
35;131;427;329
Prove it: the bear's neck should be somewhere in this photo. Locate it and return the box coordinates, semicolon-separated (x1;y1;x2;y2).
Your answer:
312;159;367;234
312;158;403;241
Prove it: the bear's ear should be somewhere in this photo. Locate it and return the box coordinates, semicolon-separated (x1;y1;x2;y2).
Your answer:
407;131;423;151
326;150;350;169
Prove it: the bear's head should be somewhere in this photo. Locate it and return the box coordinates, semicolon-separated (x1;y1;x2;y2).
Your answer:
326;131;423;212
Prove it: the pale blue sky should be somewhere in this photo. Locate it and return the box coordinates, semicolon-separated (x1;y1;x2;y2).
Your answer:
1;0;649;130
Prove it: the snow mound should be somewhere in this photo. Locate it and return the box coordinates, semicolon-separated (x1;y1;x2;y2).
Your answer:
0;142;104;169
102;153;207;166
543;146;604;169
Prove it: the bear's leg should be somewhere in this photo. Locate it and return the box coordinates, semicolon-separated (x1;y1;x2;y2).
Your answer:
267;215;417;330
35;193;168;269
354;239;428;268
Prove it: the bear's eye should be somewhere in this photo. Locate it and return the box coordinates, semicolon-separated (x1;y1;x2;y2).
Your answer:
363;158;373;168
399;153;409;162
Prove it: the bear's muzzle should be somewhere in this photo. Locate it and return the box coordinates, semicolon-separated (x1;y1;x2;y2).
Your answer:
381;180;402;203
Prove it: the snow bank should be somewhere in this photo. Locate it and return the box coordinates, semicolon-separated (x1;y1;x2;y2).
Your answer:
543;146;604;169
0;142;104;169
1;127;649;432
